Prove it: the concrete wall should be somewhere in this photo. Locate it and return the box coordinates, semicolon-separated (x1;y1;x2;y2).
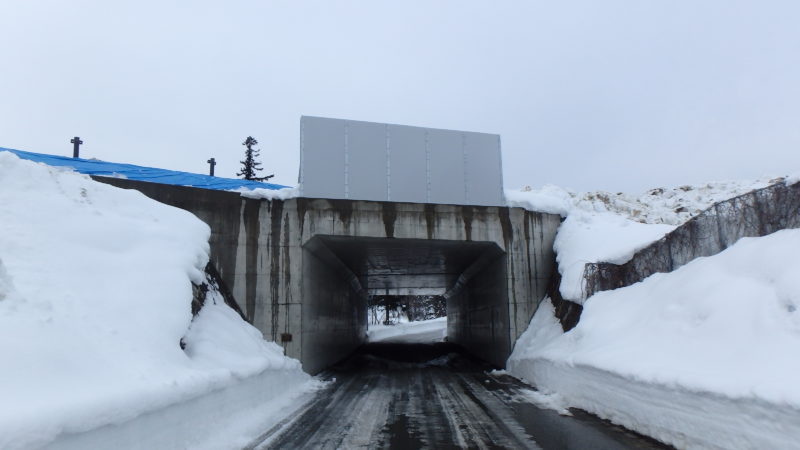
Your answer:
301;237;368;374
584;181;800;298
446;249;509;367
94;177;561;372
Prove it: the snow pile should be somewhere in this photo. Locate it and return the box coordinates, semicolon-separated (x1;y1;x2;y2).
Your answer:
505;184;574;216
507;177;779;302
554;213;673;301
0;152;311;449
507;177;776;225
234;186;299;200
509;230;800;449
368;317;447;344
514;388;572;417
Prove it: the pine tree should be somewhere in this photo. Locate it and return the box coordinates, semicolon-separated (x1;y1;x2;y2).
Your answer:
237;136;273;181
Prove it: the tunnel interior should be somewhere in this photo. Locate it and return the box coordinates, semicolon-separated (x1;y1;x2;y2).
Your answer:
302;235;509;374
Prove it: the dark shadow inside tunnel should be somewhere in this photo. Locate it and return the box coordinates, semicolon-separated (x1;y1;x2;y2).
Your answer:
301;235;509;374
330;342;494;374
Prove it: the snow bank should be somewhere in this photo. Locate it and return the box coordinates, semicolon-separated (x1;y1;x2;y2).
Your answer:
508;177;776;225
509;230;800;449
504;184;574;216
368;317;447;343
507;177;779;302
0;152;311;449
233;186;299;200
554;213;673;301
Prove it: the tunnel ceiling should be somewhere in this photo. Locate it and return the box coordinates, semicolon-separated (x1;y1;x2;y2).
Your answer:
310;236;503;295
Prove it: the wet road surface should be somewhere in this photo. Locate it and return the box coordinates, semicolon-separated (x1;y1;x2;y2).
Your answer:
247;343;670;449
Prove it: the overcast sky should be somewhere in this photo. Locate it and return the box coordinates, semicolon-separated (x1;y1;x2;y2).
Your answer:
1;1;799;192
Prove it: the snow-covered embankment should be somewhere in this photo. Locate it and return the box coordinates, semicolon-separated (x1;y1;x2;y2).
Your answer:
367;317;447;344
0;152;315;449
506;180;800;449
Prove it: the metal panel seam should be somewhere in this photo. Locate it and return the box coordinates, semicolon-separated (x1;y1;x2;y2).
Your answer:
496;135;504;202
462;133;469;203
298;118;305;196
344;121;350;199
385;123;391;201
425;130;431;203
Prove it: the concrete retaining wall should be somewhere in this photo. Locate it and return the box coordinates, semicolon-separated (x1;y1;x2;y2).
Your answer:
447;250;509;367
584;181;800;298
301;237;368;373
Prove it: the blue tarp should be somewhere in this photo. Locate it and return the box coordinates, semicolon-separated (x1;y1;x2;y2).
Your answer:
1;148;290;191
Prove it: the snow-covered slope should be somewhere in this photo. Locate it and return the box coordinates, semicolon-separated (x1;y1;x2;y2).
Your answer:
0;152;312;449
509;230;800;449
507;176;800;448
506;177;778;225
506;177;779;302
367;317;447;344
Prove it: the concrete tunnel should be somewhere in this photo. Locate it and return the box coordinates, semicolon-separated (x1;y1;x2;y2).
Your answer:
88;117;563;374
90;178;562;375
303;236;509;371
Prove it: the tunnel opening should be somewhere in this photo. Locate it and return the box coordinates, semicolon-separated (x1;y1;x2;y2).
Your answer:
367;294;448;346
368;294;446;326
301;235;509;374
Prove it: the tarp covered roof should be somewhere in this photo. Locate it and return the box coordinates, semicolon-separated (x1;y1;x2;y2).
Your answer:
1;148;289;191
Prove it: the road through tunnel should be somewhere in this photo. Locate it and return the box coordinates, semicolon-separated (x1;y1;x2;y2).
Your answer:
302;236;509;373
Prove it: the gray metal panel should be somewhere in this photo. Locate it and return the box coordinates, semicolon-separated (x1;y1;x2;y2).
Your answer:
387;125;427;202
299;116;504;206
347;120;387;201
427;129;466;205
464;133;503;206
300;116;346;199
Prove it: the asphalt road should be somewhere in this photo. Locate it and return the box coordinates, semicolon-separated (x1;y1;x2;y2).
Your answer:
247;343;670;449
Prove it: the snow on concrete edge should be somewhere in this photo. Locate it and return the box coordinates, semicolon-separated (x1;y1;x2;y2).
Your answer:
233;186;299;200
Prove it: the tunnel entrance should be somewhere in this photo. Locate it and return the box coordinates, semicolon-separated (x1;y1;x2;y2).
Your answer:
367;294;448;345
302;235;509;373
368;295;446;326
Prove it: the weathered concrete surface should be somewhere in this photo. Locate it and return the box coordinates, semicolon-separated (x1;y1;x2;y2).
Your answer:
584;181;800;298
94;177;560;373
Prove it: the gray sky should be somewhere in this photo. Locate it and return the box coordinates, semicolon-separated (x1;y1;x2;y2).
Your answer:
1;1;799;192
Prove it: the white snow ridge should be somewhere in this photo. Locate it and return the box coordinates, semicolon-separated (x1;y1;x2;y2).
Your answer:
508;178;800;449
0;151;315;450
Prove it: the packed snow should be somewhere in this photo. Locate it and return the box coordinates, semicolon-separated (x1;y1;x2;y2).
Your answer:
367;317;447;344
234;186;299;200
0;152;313;449
509;230;800;449
507;177;780;302
507;177;778;224
553;212;673;301
368;317;447;344
507;176;800;447
514;388;572;417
